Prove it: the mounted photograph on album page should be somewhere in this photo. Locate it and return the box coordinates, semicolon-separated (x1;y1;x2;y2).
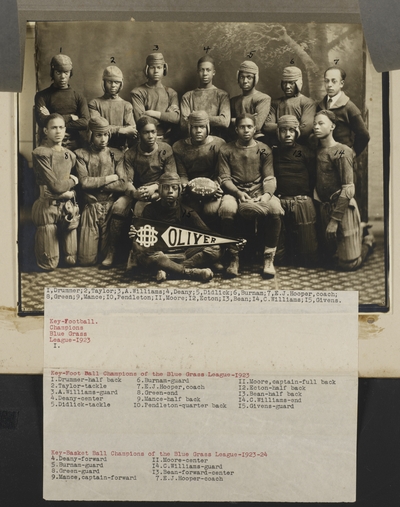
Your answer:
17;20;387;315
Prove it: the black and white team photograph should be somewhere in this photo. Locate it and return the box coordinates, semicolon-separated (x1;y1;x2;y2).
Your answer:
17;21;387;313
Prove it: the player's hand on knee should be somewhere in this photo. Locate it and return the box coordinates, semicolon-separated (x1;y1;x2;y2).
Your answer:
58;190;75;200
69;174;79;186
147;183;159;198
237;191;251;203
105;174;119;184
259;193;272;204
326;219;339;240
138;186;150;200
214;184;223;199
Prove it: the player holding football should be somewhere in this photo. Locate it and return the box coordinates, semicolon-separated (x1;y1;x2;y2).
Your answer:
173;110;225;228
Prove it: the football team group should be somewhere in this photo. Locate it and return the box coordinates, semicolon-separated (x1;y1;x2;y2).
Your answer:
30;50;374;283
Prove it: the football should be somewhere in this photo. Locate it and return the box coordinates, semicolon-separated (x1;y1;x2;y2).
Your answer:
187;177;218;198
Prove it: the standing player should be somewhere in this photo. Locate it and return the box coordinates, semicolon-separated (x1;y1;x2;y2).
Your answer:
173;110;225;227
88;66;137;151
263;66;316;146
123;116;178;217
130;53;180;144
31;113;80;270
230;60;270;141
34;54;89;149
75;117;128;267
313;110;374;270
317;67;370;157
218;113;283;278
180;55;230;139
273;115;318;266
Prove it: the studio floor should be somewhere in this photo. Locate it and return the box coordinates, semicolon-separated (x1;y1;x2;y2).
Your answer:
19;220;387;314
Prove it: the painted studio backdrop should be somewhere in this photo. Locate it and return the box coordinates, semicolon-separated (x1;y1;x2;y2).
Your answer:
18;21;386;313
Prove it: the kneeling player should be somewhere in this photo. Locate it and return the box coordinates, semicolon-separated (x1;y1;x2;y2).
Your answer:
128;173;222;282
218;114;283;278
313;110;374;270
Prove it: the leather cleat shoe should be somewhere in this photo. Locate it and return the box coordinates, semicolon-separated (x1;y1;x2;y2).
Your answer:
184;268;213;282
156;270;167;283
225;254;239;278
262;248;276;279
100;250;115;269
363;232;376;252
212;261;225;273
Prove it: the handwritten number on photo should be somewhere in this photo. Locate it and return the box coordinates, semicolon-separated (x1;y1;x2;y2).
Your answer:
334;59;339;65
203;46;211;53
153;45;159;51
247;50;256;59
290;58;295;64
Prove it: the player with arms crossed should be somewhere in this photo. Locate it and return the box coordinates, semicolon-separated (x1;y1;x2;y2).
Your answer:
31;113;80;270
34;54;89;150
230;60;271;141
180;55;230;139
88;66;137;151
218;113;283;279
131;53;180;145
263;66;316;146
313;110;374;270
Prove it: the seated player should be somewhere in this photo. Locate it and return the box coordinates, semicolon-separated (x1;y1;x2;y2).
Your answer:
273;115;318;266
31;113;80;270
313;110;374;270
317;67;370;157
75;116;128;267
180;55;230;139
128;172;221;282
130;53;180;144
218;113;283;279
88;65;137;151
34;54;89;150
263;66;316;146
172;110;225;228
123;116;178;217
230;60;271;141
